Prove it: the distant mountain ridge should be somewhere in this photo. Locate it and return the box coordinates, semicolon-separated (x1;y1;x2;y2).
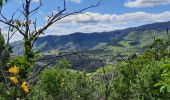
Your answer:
11;21;170;55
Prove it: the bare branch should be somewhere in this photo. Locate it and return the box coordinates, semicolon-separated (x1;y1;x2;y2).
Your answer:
31;1;101;40
0;7;25;36
0;20;25;36
30;0;42;14
27;51;81;82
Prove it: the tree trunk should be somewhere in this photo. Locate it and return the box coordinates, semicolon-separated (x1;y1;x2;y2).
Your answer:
24;39;33;61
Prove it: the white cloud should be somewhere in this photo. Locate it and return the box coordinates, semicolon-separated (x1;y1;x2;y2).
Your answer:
44;11;170;36
67;0;81;3
55;11;170;24
2;11;170;42
124;0;170;8
32;0;40;3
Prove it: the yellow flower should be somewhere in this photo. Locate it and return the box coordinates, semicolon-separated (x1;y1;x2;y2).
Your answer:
9;77;18;85
21;81;29;94
8;65;19;75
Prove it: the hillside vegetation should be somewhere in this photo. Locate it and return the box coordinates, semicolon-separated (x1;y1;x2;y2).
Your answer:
11;21;170;54
11;21;170;71
1;20;170;99
26;34;170;100
2;0;170;99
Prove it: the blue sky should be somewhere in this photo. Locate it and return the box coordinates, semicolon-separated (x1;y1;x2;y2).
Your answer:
1;0;170;42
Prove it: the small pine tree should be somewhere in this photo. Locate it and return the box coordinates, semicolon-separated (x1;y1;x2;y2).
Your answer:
0;31;11;66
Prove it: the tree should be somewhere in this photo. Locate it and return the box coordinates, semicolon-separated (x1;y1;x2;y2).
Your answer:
0;0;100;61
0;0;101;99
0;30;5;53
0;29;13;100
0;0;100;71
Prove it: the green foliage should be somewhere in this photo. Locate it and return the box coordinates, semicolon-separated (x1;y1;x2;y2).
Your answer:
155;59;170;99
28;60;96;100
8;56;34;79
1;17;170;100
0;32;12;65
160;63;170;88
111;38;170;100
55;59;72;69
0;32;5;51
26;37;170;100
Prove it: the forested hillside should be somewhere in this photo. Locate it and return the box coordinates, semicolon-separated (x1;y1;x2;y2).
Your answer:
12;21;170;55
28;34;170;99
11;21;170;71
